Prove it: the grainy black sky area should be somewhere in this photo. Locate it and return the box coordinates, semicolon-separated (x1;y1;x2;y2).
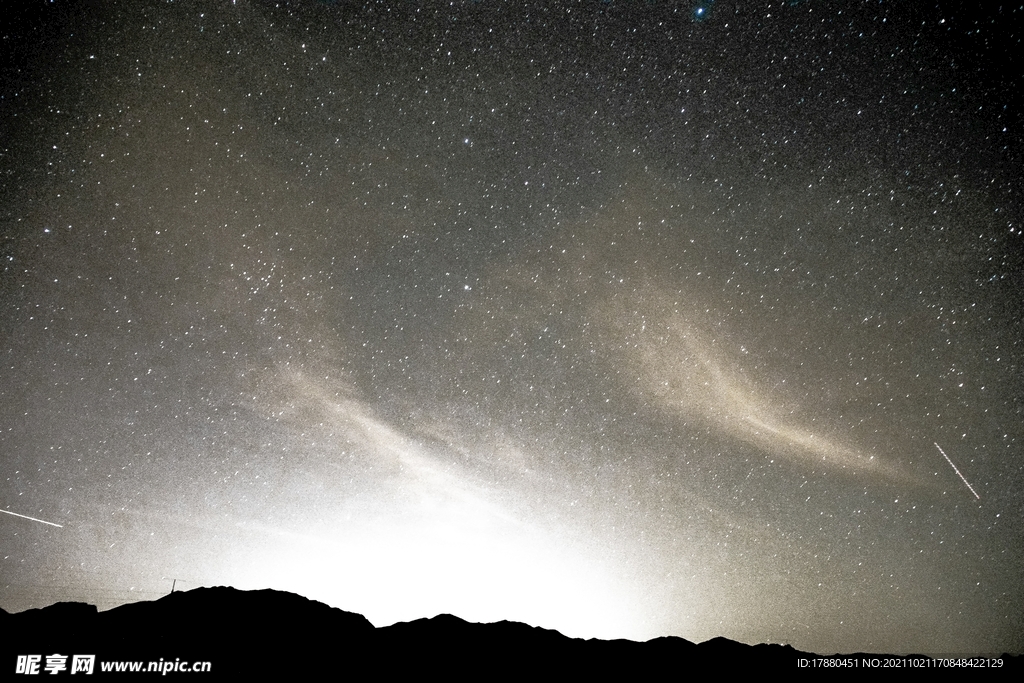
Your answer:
2;0;1022;655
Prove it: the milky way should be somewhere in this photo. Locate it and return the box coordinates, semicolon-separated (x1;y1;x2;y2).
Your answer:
2;1;1021;655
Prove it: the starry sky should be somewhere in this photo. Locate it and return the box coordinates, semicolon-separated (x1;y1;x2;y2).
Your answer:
2;0;1022;655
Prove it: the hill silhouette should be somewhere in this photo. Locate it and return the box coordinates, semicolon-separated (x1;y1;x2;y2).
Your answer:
2;587;1017;677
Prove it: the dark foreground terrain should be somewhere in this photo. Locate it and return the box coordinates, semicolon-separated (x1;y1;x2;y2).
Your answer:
2;588;1018;678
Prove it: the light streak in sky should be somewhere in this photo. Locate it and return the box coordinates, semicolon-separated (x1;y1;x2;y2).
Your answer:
934;442;980;500
0;508;64;527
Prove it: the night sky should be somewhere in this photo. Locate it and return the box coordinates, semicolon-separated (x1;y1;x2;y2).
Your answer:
2;0;1022;655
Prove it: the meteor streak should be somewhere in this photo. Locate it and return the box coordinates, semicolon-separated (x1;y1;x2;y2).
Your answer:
934;443;980;500
0;508;64;527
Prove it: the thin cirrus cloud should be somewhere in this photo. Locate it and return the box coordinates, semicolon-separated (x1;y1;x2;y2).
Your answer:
229;367;643;640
